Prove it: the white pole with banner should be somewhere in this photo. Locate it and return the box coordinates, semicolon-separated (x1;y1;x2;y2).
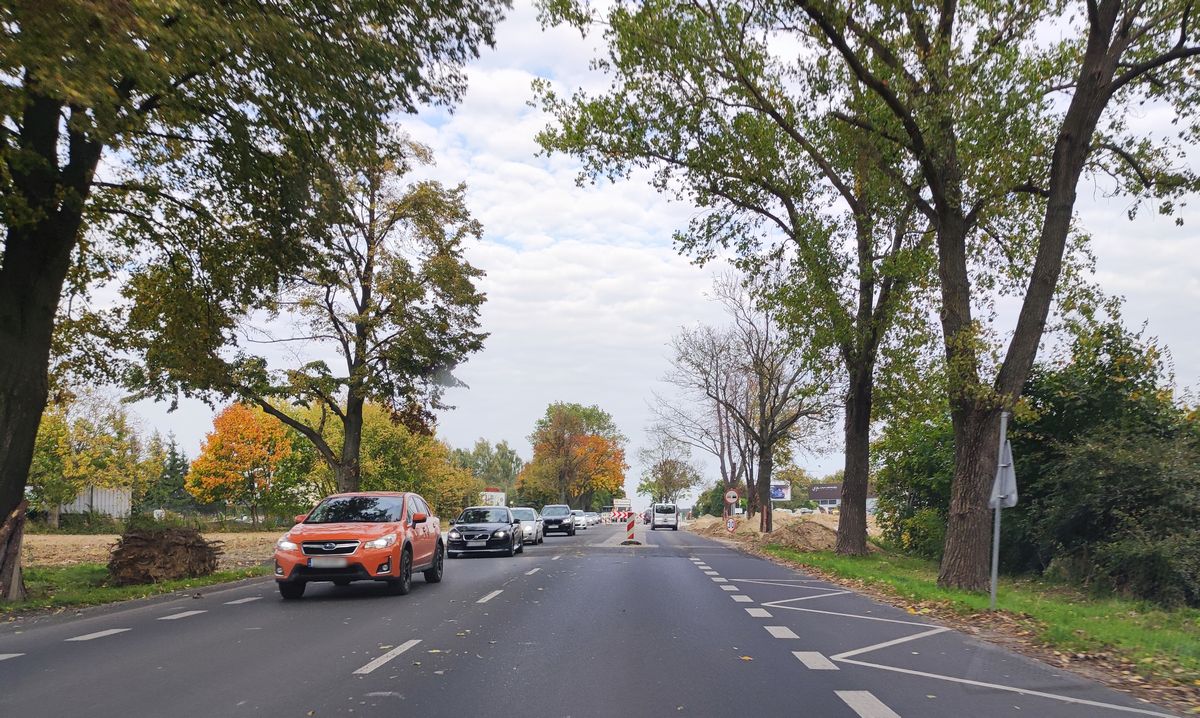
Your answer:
989;411;1018;611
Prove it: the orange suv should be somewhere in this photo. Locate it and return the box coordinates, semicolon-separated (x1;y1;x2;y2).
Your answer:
274;491;442;599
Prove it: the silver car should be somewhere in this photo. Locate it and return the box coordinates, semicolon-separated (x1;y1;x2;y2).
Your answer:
571;509;587;530
511;506;543;545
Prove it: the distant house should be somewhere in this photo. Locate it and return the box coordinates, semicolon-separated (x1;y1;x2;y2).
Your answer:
808;483;878;513
60;486;132;518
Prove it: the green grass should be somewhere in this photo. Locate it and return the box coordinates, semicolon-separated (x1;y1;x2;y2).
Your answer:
762;546;1200;686
2;563;271;615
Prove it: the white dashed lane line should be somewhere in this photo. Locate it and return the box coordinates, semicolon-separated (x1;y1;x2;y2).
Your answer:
835;690;901;718
711;577;728;583
793;651;839;670
731;595;754;603
158;610;206;621
0;653;24;661
353;639;421;675
704;571;719;576
525;568;541;575
745;608;772;618
551;555;561;561
477;590;503;604
224;596;262;605
720;585;738;592
764;625;799;639
65;628;130;642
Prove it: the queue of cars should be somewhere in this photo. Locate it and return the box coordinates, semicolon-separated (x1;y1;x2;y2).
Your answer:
273;492;611;599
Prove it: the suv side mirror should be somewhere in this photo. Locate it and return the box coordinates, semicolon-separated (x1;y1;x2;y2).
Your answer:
294;513;308;524
512;517;521;525
448;518;456;526
412;512;427;524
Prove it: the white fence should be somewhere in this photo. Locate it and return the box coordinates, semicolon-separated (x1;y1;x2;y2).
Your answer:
60;486;132;518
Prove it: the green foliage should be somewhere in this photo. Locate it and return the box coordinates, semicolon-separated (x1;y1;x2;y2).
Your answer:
693;482;727;517
452;439;524;493
876;319;1200;605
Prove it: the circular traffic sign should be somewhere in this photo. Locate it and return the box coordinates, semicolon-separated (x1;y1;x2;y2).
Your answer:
724;489;739;505
726;517;737;532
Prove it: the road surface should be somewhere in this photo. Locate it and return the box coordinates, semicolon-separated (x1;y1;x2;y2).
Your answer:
0;522;1177;717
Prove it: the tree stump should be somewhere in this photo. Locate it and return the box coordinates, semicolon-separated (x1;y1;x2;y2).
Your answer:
107;528;224;586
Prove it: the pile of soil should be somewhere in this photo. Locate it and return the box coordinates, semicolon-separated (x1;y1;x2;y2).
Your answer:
107;528;223;585
687;511;862;552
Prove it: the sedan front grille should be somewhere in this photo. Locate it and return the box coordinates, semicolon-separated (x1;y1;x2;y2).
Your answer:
301;540;360;556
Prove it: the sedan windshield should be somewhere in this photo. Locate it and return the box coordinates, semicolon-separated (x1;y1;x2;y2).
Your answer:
459;508;510;523
542;506;570;517
511;508;536;520
306;496;403;523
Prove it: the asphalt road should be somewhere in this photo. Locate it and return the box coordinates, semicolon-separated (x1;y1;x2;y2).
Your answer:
0;522;1179;717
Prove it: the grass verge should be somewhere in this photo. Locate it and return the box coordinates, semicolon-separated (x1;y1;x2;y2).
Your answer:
2;563;271;616
761;546;1200;690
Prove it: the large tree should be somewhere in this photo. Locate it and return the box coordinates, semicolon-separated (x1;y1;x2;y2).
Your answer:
187;403;294;527
786;0;1200;589
0;0;508;598
536;0;935;554
663;276;831;532
452;439;525;493
637;431;704;504
128;138;487;494
519;402;628;508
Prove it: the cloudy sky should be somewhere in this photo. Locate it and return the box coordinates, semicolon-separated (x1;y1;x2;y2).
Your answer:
136;1;1200;509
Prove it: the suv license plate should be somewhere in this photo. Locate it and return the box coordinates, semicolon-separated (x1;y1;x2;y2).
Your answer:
308;557;348;568
467;540;486;548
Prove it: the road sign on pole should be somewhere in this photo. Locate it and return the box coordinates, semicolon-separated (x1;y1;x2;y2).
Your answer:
726;517;736;533
989;411;1018;611
724;489;739;505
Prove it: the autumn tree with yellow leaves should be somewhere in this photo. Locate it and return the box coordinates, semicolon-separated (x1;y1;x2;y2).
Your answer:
518;403;627;509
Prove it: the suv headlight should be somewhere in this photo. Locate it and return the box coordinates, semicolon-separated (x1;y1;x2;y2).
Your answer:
276;536;298;552
364;533;397;550
494;530;507;538
448;530;461;540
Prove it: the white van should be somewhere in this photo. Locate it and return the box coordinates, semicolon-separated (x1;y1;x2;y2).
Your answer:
650;502;678;530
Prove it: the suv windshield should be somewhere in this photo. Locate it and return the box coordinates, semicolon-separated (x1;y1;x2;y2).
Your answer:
511;508;536;520
655;505;676;514
306;496;404;523
542;506;570;517
458;507;510;523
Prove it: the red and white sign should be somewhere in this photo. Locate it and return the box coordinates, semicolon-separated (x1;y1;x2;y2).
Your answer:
724;489;739;505
726;517;737;533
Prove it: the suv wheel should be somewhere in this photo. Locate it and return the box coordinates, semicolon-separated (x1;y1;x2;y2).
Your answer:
505;537;516;557
387;548;412;595
278;581;305;600
424;543;444;583
516;538;524;554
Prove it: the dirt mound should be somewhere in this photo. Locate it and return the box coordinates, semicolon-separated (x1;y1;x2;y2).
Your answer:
107;528;223;585
766;520;839;551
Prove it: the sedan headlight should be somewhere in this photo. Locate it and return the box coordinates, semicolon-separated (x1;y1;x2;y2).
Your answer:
364;533;397;550
494;530;507;538
276;536;298;552
448;530;461;540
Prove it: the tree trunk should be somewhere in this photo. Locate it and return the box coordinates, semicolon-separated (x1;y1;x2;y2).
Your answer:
937;406;1001;591
0;501;28;601
757;445;774;533
337;393;365;493
48;505;60;530
836;369;872;555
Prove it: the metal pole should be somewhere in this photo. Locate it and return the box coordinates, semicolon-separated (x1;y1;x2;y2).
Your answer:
990;411;1009;611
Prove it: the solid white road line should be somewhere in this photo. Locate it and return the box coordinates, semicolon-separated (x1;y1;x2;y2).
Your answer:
835;657;1176;717
745;608;772;618
353;639;422;675
762;605;930;627
65;628;130;642
0;653;24;661
525;568;541;575
758;591;853;605
835;691;901;718
704;571;719;576
720;585;739;591
224;596;262;605
711;577;728;583
731;595;754;603
793;651;839;670
831;627;950;661
477;590;503;604
764;625;799;639
158;610;207;621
